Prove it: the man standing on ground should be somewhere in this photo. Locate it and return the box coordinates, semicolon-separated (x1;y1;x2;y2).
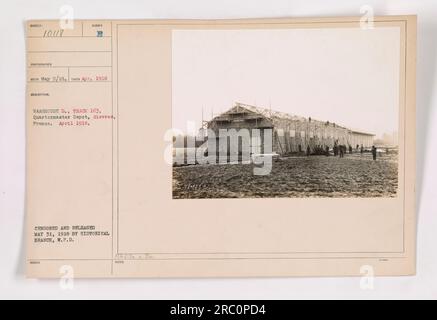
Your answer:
371;145;377;160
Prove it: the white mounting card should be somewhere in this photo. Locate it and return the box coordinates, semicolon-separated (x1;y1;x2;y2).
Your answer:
26;16;416;278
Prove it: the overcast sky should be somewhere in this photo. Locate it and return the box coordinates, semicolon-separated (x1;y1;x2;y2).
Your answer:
172;27;400;138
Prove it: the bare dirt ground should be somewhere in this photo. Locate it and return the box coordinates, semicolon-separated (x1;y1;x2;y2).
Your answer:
172;153;398;198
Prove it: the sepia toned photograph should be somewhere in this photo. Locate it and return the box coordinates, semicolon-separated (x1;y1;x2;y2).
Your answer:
171;28;400;199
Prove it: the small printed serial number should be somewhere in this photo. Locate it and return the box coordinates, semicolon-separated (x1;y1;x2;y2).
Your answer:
214;304;266;316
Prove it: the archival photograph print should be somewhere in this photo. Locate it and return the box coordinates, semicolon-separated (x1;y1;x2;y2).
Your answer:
171;27;400;199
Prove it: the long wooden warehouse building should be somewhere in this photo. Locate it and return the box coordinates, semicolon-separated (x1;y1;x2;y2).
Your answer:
206;102;375;156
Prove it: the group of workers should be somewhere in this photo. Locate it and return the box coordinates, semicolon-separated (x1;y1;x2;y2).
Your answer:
305;141;378;160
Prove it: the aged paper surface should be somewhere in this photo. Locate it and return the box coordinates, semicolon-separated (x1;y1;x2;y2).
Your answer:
26;16;416;278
